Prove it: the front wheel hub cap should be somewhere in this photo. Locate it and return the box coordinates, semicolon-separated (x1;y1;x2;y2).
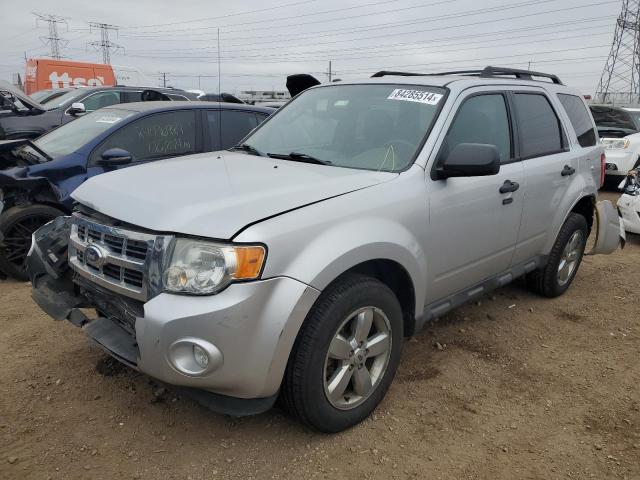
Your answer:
323;306;392;410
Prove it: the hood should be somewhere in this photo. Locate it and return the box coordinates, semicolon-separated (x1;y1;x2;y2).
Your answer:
72;151;395;239
0;80;45;114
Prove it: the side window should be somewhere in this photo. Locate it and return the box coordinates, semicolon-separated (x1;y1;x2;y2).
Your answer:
219;110;259;149
557;94;597;147
513;93;564;158
90;111;197;165
81;91;121;112
440;94;511;163
122;91;143;103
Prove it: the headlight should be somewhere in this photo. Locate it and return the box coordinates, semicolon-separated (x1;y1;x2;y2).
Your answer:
602;138;630;150
163;238;266;295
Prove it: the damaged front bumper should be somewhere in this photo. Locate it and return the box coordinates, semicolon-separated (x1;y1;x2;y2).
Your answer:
26;216;320;416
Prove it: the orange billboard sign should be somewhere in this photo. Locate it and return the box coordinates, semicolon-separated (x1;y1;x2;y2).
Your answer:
25;59;117;94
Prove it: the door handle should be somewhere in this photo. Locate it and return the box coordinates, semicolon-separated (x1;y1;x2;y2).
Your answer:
561;165;576;176
499;180;520;194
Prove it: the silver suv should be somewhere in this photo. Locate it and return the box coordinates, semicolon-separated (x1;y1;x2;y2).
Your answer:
28;67;624;432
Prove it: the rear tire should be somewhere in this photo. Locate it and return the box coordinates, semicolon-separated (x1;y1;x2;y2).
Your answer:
281;273;403;432
0;204;64;281
527;213;588;298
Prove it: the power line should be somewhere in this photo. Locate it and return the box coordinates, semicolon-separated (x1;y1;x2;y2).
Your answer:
120;0;321;29
88;22;123;64
33;12;69;59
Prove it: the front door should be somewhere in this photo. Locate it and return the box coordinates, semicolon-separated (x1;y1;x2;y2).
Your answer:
425;90;525;304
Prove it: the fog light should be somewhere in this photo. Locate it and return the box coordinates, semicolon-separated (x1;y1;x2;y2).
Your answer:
168;338;223;376
193;344;209;369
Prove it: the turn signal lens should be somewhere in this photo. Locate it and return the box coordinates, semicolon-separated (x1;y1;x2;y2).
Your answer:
234;246;266;279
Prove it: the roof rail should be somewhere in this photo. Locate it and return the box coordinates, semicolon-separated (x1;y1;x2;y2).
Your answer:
371;66;563;85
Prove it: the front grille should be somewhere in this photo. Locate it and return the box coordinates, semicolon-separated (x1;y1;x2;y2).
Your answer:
68;213;157;301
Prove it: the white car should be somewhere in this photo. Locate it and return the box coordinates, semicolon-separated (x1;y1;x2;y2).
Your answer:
592;105;640;178
617;170;640;233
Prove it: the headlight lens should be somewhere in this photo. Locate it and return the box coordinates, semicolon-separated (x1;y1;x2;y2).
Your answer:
602;138;630;150
163;238;266;295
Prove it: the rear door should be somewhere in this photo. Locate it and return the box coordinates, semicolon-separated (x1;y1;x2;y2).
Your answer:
509;88;579;264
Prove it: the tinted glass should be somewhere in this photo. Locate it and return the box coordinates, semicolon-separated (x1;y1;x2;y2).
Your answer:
557;94;597;147
91;110;197;164
440;94;511;163
218;110;260;149
82;91;121;112
590;106;636;128
245;84;445;172
122;91;143;103
514;93;563;158
33;108;134;158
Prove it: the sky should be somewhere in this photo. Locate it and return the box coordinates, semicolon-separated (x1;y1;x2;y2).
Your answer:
0;0;623;95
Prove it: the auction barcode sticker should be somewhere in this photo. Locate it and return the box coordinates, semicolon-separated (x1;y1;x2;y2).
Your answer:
387;89;443;105
95;116;122;124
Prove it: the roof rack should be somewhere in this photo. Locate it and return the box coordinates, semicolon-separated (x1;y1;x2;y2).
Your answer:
371;66;563;85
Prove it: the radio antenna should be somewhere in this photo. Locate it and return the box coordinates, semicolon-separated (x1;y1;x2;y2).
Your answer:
218;27;223;150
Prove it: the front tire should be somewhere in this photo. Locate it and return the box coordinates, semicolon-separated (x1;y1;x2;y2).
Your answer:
281;274;403;432
0;204;64;281
527;213;588;298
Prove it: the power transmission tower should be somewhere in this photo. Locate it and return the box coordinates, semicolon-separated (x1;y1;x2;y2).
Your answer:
88;22;124;64
596;0;640;104
33;13;69;59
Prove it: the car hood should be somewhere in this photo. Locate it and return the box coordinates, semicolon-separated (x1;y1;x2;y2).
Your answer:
72;151;396;239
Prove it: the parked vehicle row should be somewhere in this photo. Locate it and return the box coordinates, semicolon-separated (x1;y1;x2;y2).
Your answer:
0;101;273;279
25;66;623;432
0;81;198;141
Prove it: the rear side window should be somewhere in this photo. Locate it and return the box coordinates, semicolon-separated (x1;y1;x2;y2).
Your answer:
440;94;511;163
557;94;597;147
514;93;564;158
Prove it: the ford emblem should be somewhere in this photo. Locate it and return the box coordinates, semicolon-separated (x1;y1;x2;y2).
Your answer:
85;244;105;267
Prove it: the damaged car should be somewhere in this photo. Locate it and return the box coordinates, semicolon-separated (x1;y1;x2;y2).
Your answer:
0;101;272;279
27;66;624;432
0;80;198;141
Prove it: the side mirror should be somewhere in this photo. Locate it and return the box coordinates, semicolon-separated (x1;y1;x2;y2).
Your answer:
68;102;86;116
97;148;132;166
437;143;501;179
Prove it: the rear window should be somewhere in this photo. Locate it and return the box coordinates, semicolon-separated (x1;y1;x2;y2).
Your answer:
557;94;597;147
590;106;638;131
513;93;564;158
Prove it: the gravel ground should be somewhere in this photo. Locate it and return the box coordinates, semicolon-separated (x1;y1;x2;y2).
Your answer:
1;190;639;480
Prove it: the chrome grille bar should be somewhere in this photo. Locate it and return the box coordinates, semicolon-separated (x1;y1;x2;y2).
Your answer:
68;213;157;301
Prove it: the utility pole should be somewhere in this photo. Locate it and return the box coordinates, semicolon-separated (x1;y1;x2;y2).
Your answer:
329;61;332;82
596;0;640;103
33;13;68;59
159;72;169;87
88;22;123;64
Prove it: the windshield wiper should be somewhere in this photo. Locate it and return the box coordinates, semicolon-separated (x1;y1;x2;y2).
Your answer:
267;151;332;165
230;143;265;157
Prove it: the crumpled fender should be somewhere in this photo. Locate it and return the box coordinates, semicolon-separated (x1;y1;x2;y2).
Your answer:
586;200;626;255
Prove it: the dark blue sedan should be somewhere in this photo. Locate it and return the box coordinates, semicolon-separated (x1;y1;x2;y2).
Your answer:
0;101;273;279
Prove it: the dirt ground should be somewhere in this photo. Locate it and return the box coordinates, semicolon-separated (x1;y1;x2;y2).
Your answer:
1;190;639;480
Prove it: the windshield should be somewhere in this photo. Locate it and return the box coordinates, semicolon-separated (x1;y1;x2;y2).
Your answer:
590;106;638;131
43;89;83;109
626;109;640;127
244;84;446;172
31;108;134;158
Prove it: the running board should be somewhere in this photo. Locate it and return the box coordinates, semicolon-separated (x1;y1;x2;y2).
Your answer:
415;256;545;332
